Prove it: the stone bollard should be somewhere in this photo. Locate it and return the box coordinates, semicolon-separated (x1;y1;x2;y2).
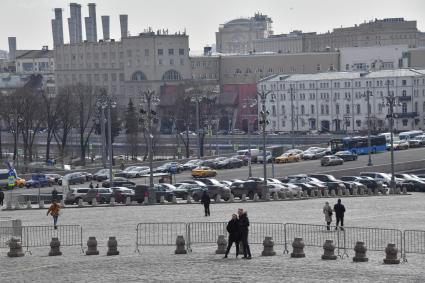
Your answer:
228;193;234;203
383;243;400;264
323;189;329;197
291;238;305;258
402;186;407;195
281;191;287;200
126;196;132;205
215;194;222;202
273;192;279;201
330;190;336;197
109;197;115;206
7;237;24;257
337;189;343;197
6;200;13;210
215;235;227;254
241;193;247;202
359;187;365;195
288;191;294;199
317;190;322;198
39;200;45;209
297;190;302;199
26;201;32;209
303;191;309;198
352;187;358;196
159;196;165;204
85;237;99;255
91;198;98;206
265;192;271;201
107;236;119;256
367;188;373;196
310;190;315;198
186;195;192;204
374;188;379;195
395;187;401;194
175;235;187;254
353;241;368;262
382;188;387;195
261;236;276;256
78;198;84;207
344;188;350;196
48;237;62;256
253;193;259;202
172;195;177;204
389;187;394;194
60;199;66;208
321;240;337;260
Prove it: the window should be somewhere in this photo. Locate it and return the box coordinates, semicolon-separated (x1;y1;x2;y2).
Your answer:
317;64;321;71
402;80;407;86
402;103;407;113
102;74;108;82
168;49;174;55
131;71;147;81
378;104;383;113
158;49;163;55
325;105;329;115
272;105;276;117
321;105;324;115
170;59;174;65
158;59;163;65
402;119;408;126
162;69;182;81
180;58;185;65
281;105;285;114
179;48;185;55
119;73;124;81
346;104;350;114
144;49;149;56
336;104;340;115
357;104;361;114
301;105;305;115
311;105;315;114
402;90;407;96
415;102;418;113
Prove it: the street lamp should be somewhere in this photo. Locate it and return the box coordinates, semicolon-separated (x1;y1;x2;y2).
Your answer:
96;90;117;190
258;90;271;200
140;89;160;204
242;99;257;178
364;89;373;166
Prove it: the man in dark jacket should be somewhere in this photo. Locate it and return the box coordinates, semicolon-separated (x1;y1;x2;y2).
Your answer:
238;208;251;259
334;199;346;230
51;188;58;202
201;191;210;216
224;214;240;258
0;190;4;206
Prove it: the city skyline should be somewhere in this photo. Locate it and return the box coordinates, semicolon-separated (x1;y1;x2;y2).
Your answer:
1;0;425;52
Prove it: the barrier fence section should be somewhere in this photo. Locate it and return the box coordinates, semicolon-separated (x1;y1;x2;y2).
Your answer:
22;225;83;253
403;230;425;260
135;222;187;254
249;223;285;246
187;222;226;251
0;227;22;249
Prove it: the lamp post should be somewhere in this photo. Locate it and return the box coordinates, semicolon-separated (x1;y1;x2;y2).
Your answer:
96;90;116;189
242;99;257;178
140;90;160;204
365;89;373;166
258;90;271;200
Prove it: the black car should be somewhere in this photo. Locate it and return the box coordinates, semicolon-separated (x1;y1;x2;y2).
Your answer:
60;172;86;185
93;169;110;182
154;162;183;174
216;157;243;169
133;185;175;203
102;177;136;188
200;159;219;169
230;180;263;200
308;174;346;191
334;151;358;161
173;183;206;199
341;176;382;190
193;178;231;201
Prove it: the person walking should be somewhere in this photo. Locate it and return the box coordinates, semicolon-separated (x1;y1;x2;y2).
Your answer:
224;214;241;258
51;188;58;202
95;183;99;188
89;182;94;189
201;191;210;216
334;199;346;231
46;199;61;229
238;208;251;259
323;201;333;231
0;190;4;206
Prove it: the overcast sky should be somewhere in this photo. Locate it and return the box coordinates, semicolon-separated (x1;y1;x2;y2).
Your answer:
1;0;425;52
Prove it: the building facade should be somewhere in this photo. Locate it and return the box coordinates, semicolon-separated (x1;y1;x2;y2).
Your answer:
258;69;425;133
15;47;54;74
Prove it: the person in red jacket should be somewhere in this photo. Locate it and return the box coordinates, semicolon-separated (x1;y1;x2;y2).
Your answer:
47;200;61;229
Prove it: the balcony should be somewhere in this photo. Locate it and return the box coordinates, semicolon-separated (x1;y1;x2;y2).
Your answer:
393;112;418;118
398;96;412;102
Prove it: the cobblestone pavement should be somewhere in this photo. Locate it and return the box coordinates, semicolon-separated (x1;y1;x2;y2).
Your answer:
1;193;425;282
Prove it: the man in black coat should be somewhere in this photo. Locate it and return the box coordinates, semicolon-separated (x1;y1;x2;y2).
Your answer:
334;199;346;230
238;208;252;259
224;214;240;258
201;191;210;216
0;190;4;206
51;188;58;202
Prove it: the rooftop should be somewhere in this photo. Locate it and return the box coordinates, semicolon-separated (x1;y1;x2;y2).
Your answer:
15;49;54;60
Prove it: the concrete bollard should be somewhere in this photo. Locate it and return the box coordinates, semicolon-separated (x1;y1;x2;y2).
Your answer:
7;237;24;257
353;241;368;262
215;235;227;254
49;237;62;256
389;187;394;194
382;188;387;195
186;195;192;204
344;188;350;196
337;189;342;196
273;192;279;201
402;186;407;195
253;193;259;202
39;200;45;209
215;194;222;202
172;195;177;204
317;190;322;198
175;235;187;254
78;198;84;207
383;243;400;264
297;190;302;199
85;237;99;255
26;201;32;209
14;202;21;210
107;236;119;256
281;191;287;200
159;196;165;204
126;196;132;205
374;188;379;195
91;198;98;206
303;191;309;198
323;189;329;197
261;236;276;256
6;200;13;210
321;240;337;260
228;193;234;203
359;187;365;195
310;190;315;198
395;187;401;194
330;190;336;197
60;199;65;208
288;191;294;199
352;187;358;196
109;197;115;206
291;238;305;258
367;188;373;195
241;193;247;202
265;192;271;201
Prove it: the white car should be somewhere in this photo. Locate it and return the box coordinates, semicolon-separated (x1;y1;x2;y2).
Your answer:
257;151;273;163
65;187;90;204
126;166;150;178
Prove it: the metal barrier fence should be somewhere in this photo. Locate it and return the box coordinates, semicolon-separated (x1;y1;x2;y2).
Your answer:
403;230;425;260
249;223;285;246
0;227;23;249
136;222;187;254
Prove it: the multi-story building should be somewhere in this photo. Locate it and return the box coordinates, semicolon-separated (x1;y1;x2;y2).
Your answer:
15;46;54;74
257;69;425;133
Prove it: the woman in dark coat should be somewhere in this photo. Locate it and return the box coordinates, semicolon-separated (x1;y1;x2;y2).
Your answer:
224;214;240;258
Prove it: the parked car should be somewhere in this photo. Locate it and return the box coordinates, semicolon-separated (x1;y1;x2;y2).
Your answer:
79;172;93;181
102;177;136;188
115;166;138;177
93;169;111;182
407;135;425;147
83;188;113;204
230;180;263;200
154;162;183;174
25;173;52;188
257;151;273;163
180;180;208;188
334;151;358;161
111;187;135;203
359;172;404;187
45;173;62;184
307;174;346;191
65;187;90;204
182;159;202;170
302;148;327;160
60;172;86;185
192;167;217;178
193;178;231;201
340;176;384;191
173;183;206;200
216;157;244;169
15;177;26;188
133;185;175;203
231;129;246;135
275;152;300;163
321;155;344;166
125;166;150;178
392;140;409;150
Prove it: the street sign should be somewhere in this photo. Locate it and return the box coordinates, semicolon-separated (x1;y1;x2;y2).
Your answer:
8;169;16;188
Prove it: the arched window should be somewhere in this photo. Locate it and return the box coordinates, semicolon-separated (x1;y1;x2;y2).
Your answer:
402;103;407;113
131;71;147;81
162;69;182;81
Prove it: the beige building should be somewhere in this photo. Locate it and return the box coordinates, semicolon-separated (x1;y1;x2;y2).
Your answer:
15;47;55;75
54;31;191;104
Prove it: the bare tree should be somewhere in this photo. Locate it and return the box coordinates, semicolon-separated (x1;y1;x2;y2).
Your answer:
41;90;59;163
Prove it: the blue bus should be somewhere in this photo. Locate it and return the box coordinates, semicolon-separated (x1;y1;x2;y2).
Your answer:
330;136;386;155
